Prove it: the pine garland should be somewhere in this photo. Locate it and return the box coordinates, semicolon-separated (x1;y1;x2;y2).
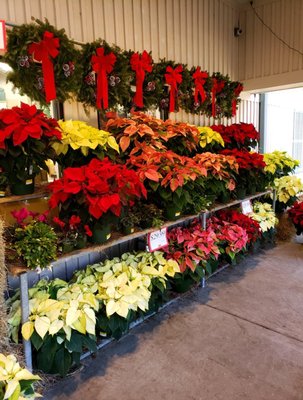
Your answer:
4;20;243;117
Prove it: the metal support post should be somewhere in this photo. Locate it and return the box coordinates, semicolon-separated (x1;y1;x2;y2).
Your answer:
272;189;276;213
20;273;32;371
202;213;207;230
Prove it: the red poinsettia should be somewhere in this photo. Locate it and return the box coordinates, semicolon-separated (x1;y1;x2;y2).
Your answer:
217;209;261;244
163;223;220;273
220;149;265;170
48;157;147;220
212;123;259;149
207;216;248;259
288;201;303;232
0;102;61;149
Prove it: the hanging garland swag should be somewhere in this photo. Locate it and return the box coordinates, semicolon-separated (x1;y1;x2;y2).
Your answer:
4;19;81;106
4;20;243;118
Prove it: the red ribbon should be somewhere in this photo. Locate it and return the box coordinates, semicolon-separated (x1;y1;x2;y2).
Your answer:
130;51;153;108
28;31;59;102
165;65;183;113
91;47;116;110
212;78;225;117
193;67;208;104
232;83;244;116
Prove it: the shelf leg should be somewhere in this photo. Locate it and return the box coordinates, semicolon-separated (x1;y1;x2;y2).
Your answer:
20;273;32;371
202;213;207;230
201;277;206;288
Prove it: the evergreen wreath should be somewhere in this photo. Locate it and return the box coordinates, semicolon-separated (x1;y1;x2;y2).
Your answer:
153;59;192;113
180;66;213;116
77;40;132;111
124;50;163;112
209;72;234;119
4;19;81;106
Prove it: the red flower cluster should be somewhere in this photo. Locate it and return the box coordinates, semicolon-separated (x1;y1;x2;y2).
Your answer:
53;215;92;237
0;102;61;149
212;123;259;148
164;223;220;273
220;149;265;170
288;201;303;230
48;158;147;219
217;209;261;244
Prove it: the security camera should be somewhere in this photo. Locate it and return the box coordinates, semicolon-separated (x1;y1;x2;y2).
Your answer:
234;27;243;37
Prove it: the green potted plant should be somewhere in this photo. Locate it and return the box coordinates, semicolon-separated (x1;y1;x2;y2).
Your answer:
48;157;147;244
8;207;57;271
120;212;140;235
0;103;61;195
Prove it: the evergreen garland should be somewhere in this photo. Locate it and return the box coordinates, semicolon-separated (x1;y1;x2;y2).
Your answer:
4;19;82;106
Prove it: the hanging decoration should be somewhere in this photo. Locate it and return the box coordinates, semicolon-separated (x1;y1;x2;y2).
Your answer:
4;20;243;118
91;47;116;110
28;31;59;102
211;76;225;117
130;51;153;108
4;19;81;106
164;65;183;113
78;40;132;113
193;67;208;105
231;82;244;116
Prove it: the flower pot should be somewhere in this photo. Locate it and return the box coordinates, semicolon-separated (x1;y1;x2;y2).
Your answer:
92;222;112;244
10;178;35;195
164;205;182;221
236;187;246;200
122;226;135;235
248;185;256;195
218;191;231;204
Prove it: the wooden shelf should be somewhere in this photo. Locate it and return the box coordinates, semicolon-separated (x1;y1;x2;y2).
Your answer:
0;185;49;204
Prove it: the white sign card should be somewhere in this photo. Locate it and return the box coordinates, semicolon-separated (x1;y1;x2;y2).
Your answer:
0;21;6;51
241;199;253;215
148;227;168;252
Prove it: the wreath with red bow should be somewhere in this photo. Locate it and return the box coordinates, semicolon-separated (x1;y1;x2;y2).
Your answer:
77;40;132;112
4;19;81;106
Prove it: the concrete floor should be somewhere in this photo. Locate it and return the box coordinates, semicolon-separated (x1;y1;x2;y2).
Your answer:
45;239;303;400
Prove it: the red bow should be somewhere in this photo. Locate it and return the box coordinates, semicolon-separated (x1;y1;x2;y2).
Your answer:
232;83;243;116
193;67;208;104
91;47;116;110
28;31;59;103
130;51;153;108
212;78;225;117
165;65;183;113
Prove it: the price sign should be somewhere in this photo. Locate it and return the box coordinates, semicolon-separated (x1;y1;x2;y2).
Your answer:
241;199;253;215
0;21;6;51
147;227;168;252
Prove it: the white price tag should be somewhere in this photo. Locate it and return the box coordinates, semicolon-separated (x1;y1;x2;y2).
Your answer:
241;199;253;215
147;227;168;252
0;21;6;51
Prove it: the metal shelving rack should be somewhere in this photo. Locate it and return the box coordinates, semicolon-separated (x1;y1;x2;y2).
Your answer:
10;189;274;370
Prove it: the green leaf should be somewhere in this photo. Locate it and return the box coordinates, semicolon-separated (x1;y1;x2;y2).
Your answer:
82;335;97;353
36;335;58;373
65;331;83;353
31;330;43;351
54;347;72;377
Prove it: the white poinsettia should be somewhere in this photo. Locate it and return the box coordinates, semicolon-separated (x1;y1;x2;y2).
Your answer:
0;353;41;400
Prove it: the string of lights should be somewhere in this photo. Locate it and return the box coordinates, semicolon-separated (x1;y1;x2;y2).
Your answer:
250;1;303;57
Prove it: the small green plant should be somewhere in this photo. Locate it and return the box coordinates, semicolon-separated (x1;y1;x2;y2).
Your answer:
13;221;57;270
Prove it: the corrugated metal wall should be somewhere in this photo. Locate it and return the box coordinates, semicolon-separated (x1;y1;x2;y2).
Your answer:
1;0;260;126
239;0;303;91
